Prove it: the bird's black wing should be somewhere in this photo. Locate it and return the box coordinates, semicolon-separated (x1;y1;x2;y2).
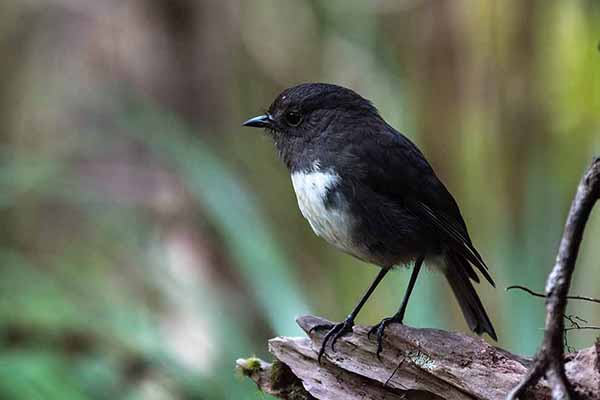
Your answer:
352;124;494;286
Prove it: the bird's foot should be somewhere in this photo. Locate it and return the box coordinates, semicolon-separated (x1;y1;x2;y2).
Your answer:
309;317;355;363
367;315;404;359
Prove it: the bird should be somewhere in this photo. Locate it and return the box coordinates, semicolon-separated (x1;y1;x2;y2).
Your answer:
242;83;497;362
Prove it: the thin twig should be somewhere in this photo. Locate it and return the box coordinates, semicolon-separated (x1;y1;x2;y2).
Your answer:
506;285;600;304
565;315;587;325
564;326;600;332
563;314;596;352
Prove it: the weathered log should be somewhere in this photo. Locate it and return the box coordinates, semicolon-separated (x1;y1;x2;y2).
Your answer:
238;315;599;400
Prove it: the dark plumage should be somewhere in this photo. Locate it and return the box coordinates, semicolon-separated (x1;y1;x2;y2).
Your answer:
243;83;497;362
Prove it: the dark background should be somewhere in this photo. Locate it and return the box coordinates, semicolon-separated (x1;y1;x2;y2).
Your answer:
0;0;599;398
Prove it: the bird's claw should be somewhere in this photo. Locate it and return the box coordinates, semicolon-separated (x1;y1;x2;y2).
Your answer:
368;316;403;359
309;318;354;364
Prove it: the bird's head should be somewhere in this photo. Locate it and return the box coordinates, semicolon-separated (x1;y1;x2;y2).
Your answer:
243;83;379;141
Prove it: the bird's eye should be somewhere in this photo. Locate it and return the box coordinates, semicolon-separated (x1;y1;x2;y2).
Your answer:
284;110;303;127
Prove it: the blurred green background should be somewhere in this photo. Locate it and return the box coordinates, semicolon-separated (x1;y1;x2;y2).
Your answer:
0;0;599;399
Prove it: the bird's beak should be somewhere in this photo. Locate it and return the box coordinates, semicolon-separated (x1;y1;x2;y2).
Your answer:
242;114;273;128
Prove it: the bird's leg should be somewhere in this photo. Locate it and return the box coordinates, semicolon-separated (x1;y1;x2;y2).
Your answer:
368;256;425;359
310;267;389;363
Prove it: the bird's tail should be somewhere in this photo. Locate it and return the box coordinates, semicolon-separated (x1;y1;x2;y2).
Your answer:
444;251;497;341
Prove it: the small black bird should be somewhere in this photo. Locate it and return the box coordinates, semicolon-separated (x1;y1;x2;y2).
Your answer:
243;83;496;362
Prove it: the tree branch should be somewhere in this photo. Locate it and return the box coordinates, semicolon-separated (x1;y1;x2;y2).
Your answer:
507;157;600;400
238;315;599;399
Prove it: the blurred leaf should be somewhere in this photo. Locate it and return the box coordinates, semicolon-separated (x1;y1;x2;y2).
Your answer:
121;99;310;337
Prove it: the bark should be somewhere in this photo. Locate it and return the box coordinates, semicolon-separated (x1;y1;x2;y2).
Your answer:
238;315;599;400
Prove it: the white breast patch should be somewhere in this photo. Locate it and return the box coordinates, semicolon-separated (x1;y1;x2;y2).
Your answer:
290;165;355;254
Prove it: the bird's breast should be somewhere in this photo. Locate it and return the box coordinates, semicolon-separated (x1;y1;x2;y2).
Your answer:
290;166;356;255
